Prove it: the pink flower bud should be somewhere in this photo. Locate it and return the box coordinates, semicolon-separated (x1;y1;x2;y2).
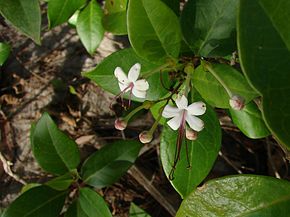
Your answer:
114;118;127;130
229;95;245;111
186;128;198;141
139;131;153;143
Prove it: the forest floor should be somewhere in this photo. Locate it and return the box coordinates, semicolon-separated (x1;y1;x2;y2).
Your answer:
0;18;289;217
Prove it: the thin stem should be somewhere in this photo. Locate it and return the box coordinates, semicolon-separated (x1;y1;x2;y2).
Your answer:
123;103;148;121
203;61;233;97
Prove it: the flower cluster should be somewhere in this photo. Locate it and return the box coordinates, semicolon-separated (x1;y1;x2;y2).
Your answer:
113;63;208;180
162;95;206;179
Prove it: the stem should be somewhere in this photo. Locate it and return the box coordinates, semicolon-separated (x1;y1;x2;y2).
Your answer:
123;103;149;121
203;61;233;97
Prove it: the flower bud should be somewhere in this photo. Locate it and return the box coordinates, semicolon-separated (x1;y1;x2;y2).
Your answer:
114;118;127;130
139;131;153;143
229;95;245;111
186;128;198;141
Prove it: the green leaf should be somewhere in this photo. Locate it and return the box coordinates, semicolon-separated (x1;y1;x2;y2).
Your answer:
76;0;104;55
127;0;181;63
176;175;290;217
31;113;80;175
81;140;142;188
103;12;127;35
161;0;180;16
65;201;88;217
129;203;151;217
79;188;112;217
83;48;170;102
150;100;167;125
160;95;221;198
238;1;290;149
68;11;80;27
103;0;128;35
2;185;66;217
0;0;41;44
21;183;41;194
48;0;86;28
229;102;270;139
46;172;76;191
193;64;258;108
0;43;10;66
258;0;290;51
181;0;238;57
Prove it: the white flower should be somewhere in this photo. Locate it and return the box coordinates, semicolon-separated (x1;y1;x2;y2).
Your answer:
114;63;149;98
162;95;206;131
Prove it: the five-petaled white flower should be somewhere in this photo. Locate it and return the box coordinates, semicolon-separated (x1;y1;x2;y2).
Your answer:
162;95;206;131
114;63;149;98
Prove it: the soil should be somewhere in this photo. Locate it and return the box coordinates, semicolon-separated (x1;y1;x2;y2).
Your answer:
1;15;290;217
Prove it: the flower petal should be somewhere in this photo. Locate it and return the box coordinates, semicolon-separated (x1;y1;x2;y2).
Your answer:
134;79;149;91
119;82;130;92
187;102;206;116
167;114;183;130
162;105;180;118
128;63;141;82
114;67;129;83
175;95;188;109
186;114;204;132
132;87;146;98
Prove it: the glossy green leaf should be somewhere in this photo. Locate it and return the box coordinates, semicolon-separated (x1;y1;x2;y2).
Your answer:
129;203;151;217
103;0;127;35
161;0;180;16
77;0;104;55
193;64;258;108
181;0;238;57
48;0;86;28
238;1;290;149
46;172;75;191
103;12;127;35
160;94;221;198
127;0;181;63
83;48;170;102
0;0;41;44
21;183;41;194
81;140;142;188
229;102;270;139
65;201;88;217
79;188;112;217
0;43;10;66
31;113;80;175
68;11;80;26
2;185;66;217
176;175;290;217
259;0;290;51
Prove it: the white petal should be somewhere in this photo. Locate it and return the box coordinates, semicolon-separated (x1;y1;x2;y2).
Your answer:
187;102;206;116
119;82;130;92
186;114;204;132
132;87;146;98
134;79;149;91
167;114;183;131
175;95;188;109
128;63;141;82
114;67;128;82
162;105;181;118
